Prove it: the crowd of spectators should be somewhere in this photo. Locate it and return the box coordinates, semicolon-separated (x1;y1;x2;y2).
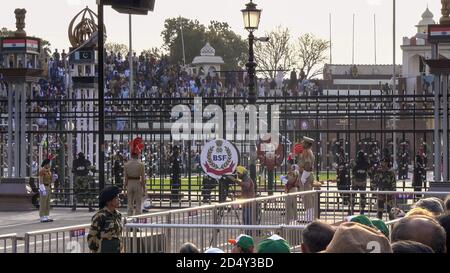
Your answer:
179;195;450;253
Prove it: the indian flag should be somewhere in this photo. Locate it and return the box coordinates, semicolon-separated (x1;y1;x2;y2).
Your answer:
2;39;26;49
430;26;450;37
26;39;39;50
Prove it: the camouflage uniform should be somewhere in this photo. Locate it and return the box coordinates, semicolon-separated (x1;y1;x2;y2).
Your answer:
72;156;93;210
372;167;396;220
87;208;123;253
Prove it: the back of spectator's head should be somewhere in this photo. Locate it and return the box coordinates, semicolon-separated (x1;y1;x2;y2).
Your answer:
391;215;447;253
406;207;436;219
391;240;434;253
301;221;335;253
180;242;200;253
324;222;392;253
445;195;450;213
438;214;450;254
412;198;444;217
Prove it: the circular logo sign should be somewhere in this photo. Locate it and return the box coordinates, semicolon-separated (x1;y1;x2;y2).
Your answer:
201;139;239;179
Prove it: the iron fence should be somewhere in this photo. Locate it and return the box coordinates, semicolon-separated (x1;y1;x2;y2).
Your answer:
0;233;17;253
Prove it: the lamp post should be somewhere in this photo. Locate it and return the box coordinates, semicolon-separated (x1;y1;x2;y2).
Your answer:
242;0;262;105
242;0;262;188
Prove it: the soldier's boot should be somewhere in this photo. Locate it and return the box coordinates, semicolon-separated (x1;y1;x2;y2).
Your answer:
72;203;77;211
88;202;95;212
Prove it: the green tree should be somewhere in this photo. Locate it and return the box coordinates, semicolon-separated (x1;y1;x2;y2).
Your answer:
295;33;329;79
141;47;163;59
161;18;247;70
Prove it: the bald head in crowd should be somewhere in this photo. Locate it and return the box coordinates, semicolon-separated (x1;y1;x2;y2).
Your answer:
391;216;447;253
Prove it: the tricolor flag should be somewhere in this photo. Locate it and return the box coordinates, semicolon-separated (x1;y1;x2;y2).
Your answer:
2;39;26;49
26;39;39;50
430;26;450;37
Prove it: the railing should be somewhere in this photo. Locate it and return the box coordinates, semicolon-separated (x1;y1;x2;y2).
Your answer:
5;189;448;253
123;223;306;253
0;233;17;253
23;224;90;253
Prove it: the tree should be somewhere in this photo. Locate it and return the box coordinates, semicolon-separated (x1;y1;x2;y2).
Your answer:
254;26;294;80
141;47;163;59
161;17;247;70
161;17;206;65
295;33;329;79
205;21;247;71
105;42;129;57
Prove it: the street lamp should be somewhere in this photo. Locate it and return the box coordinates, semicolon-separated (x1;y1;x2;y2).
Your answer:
242;0;262;105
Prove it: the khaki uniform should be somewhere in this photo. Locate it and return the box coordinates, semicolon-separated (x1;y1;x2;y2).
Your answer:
124;159;145;216
39;168;52;217
298;150;315;221
285;171;299;223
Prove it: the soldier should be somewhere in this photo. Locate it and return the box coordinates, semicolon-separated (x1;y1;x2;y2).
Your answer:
351;151;369;215
372;157;397;220
298;137;316;223
113;152;124;187
124;137;146;216
234;166;256;226
38;159;54;223
170;146;182;202
87;186;123;253
336;147;351;207
398;142;409;180
72;152;94;212
413;154;426;194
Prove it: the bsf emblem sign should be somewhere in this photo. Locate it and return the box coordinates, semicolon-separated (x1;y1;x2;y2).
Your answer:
201;139;239;180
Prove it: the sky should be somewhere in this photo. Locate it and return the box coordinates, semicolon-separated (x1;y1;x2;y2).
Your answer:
0;0;441;65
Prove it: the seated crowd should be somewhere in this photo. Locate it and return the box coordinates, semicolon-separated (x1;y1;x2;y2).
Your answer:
180;195;450;253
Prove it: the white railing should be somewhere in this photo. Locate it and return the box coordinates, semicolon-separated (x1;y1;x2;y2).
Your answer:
0;233;17;253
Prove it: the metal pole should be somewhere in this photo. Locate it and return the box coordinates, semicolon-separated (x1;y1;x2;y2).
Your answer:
14;84;19;177
129;14;133;98
20;83;26;177
7;84;13;177
180;16;186;66
247;31;257;185
443;75;449;181
392;0;397;172
352;13;355;65
374;13;377;65
432;44;441;181
98;3;106;191
329;13;332;64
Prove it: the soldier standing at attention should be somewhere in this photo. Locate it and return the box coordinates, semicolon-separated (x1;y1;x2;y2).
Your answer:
72;152;94;212
372;157;397;220
87;186;122;253
124;137;146;216
39;159;54;223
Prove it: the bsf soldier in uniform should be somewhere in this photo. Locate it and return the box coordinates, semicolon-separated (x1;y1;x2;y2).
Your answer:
336;147;351;206
87;186;123;253
124;137;146;216
72;152;94;212
413;154;426;196
170;146;182;202
351;151;369;215
39;159;54;223
371;157;397;220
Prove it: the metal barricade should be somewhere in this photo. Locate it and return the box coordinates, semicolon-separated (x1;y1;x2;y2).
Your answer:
0;233;18;253
124;223;306;253
24;224;90;253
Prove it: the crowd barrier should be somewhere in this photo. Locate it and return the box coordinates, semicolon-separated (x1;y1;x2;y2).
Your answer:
1;190;448;253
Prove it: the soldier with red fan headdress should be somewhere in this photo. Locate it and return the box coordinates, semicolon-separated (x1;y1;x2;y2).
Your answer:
124;137;146;216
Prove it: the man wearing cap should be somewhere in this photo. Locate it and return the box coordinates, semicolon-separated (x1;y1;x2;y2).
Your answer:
124;137;146;216
38;159;54;223
87;186;123;253
232;166;255;226
71;152;94;212
229;234;255;253
257;234;291;253
298;137;316;222
372;157;396;219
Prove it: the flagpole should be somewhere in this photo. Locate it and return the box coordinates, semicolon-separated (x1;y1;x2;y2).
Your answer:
393;0;398;171
374;13;377;64
329;13;332;64
352;13;355;64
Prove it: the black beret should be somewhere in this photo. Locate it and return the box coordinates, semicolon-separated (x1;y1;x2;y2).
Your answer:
98;186;121;208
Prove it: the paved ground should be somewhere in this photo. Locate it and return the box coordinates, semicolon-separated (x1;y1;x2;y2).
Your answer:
0;207;166;237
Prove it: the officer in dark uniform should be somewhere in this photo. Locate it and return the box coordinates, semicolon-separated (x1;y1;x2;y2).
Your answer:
170;146;182;202
201;175;218;203
336;148;351;207
372;156;397;220
113;152;124;187
351;151;369;214
413;154;426;193
87;186;123;253
72;152;94;212
398;142;409;180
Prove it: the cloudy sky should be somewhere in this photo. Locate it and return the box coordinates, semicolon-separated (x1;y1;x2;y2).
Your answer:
0;0;440;65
